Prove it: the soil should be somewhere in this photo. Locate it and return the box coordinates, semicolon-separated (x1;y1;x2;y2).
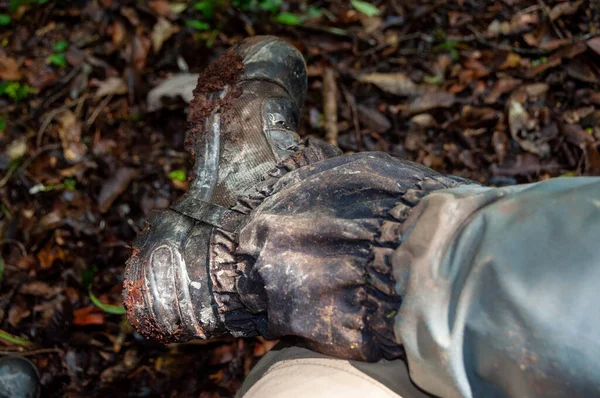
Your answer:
186;50;244;160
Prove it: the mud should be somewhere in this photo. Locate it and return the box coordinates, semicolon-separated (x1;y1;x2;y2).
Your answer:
186;50;244;160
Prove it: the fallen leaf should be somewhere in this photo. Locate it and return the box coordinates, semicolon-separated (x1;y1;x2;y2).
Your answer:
20;281;62;298
357;104;391;133
73;306;105;326
6;138;27;160
563;106;595;124
410;113;438;129
549;0;583;20
492;130;509;164
97;167;136;213
588;37;600;56
499;53;521;70
146;73;199;111
37;242;65;269
57;110;87;163
132;32;150;72
358;72;419;96
148;0;174;18
485;77;522;104
566;58;599;83
523;83;549;99
151;17;179;53
525;57;561;78
508;100;550;156
111;21;126;48
95;77;128;97
0;55;22;80
404;90;455;115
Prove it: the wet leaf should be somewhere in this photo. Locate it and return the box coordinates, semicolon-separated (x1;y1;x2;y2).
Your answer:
47;53;67;67
0;329;33;347
274;12;301;25
57;110;86;163
73;306;105;326
54;40;69;52
0;55;22;80
405;90;455;115
484;77;522;104
186;19;210;30
168;169;187;181
358;72;418;96
549;1;583;20
89;288;126;315
147;73;199;112
351;0;380;17
588;37;600;56
152;17;179;53
0;14;10;26
97;167;136;213
95;77;128;97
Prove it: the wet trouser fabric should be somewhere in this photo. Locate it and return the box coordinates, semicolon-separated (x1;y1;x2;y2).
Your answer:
241;177;600;398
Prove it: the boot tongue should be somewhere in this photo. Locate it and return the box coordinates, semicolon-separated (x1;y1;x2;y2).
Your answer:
210;80;301;208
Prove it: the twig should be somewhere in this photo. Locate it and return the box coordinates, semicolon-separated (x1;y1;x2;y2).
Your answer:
342;87;362;151
0;144;61;188
322;68;338;146
0;240;27;257
465;25;600;55
0;348;64;356
86;94;112;128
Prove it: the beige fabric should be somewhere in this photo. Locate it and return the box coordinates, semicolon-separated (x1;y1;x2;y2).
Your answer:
239;346;434;398
244;357;401;398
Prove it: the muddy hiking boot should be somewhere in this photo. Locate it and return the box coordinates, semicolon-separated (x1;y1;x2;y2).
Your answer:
123;36;307;342
0;356;40;398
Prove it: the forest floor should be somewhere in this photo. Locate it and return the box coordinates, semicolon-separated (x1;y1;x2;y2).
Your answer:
0;0;599;396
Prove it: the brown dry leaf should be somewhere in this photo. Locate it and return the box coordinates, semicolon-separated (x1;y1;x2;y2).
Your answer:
492;130;509;164
510;12;539;33
523;83;549;99
588;37;600;56
147;73;199;111
8;305;31;328
525;57;561;78
500;53;521;70
584;143;600;174
57;110;87;163
73;307;105;326
410;113;438;129
485;77;522;104
120;7;140;26
357;104;391;133
563;106;595;124
37;243;65;269
404;90;455;115
549;0;583;20
151;17;179;54
112;21;127;48
448;10;472;27
358;72;419;96
566;58;599;83
20;281;62;298
148;0;174;17
95;77;128;97
132;32;151;72
0;55;22;80
98;167;136;213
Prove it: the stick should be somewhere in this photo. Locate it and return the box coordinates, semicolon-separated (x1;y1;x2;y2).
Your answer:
323;67;339;146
